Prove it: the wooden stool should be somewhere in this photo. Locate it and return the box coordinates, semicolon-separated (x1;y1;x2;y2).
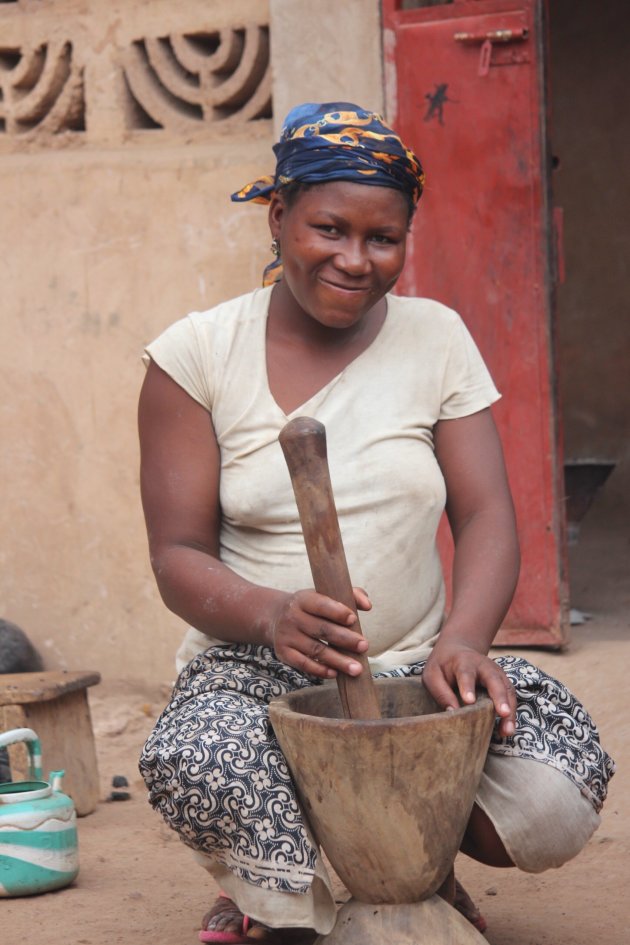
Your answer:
0;670;101;816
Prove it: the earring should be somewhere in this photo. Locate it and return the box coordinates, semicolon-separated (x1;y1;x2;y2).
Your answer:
270;237;280;257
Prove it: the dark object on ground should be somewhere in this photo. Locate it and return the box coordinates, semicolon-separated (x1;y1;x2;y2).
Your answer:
564;459;616;542
108;774;131;801
0;619;45;782
0;618;44;674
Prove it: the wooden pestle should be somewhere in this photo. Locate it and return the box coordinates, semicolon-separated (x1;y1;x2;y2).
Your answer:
279;417;381;720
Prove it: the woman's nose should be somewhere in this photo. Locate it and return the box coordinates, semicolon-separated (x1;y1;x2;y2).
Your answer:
334;238;371;275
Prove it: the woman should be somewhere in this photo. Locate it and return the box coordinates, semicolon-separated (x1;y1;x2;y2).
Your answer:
138;103;614;943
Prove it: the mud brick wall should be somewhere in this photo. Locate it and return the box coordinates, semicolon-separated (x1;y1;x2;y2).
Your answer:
0;0;274;680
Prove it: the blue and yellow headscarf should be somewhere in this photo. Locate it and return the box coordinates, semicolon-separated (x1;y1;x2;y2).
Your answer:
231;102;425;285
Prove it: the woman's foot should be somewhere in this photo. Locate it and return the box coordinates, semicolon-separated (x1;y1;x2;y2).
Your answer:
437;870;488;934
200;894;278;943
453;879;488;934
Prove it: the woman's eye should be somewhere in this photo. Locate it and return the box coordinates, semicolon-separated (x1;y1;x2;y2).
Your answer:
370;234;395;244
315;224;339;235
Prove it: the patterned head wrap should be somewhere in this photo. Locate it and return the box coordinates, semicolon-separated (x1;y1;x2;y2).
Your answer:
231;102;425;285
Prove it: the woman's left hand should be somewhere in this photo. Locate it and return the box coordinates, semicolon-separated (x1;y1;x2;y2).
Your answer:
422;640;517;738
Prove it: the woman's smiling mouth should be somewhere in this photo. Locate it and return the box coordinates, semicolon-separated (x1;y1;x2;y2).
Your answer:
318;277;372;294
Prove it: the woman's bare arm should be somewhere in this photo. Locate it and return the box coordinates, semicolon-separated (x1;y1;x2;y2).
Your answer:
138;360;368;677
422;408;520;736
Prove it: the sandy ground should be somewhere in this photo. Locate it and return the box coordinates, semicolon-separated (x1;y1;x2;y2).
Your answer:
4;501;628;945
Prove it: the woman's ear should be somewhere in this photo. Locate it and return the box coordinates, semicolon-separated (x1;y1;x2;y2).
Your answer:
268;191;286;238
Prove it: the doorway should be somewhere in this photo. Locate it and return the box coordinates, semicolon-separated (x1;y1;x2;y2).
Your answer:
549;0;629;629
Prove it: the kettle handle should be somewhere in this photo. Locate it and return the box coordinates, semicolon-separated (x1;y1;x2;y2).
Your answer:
0;728;43;780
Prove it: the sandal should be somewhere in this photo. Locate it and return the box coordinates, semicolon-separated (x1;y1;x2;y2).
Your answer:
453;879;488;934
199;894;278;944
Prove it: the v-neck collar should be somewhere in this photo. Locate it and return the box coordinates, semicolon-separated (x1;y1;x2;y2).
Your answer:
261;289;395;420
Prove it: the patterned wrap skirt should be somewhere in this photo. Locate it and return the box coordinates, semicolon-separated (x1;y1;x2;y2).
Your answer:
139;644;615;894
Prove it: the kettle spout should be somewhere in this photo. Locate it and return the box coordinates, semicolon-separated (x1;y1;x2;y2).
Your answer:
49;769;65;791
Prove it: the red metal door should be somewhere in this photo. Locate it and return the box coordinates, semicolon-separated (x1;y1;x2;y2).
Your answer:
383;0;568;646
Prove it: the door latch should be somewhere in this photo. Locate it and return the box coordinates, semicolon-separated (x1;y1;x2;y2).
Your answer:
454;27;529;77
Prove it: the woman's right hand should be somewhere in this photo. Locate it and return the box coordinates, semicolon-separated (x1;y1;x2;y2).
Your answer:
267;588;371;679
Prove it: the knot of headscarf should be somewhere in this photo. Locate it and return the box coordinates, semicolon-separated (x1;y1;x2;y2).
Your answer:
231;102;425;285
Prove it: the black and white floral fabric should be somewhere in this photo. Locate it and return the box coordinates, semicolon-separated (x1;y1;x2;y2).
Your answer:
139;645;615;895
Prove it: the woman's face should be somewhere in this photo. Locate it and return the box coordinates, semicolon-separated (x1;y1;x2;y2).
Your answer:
268;180;409;331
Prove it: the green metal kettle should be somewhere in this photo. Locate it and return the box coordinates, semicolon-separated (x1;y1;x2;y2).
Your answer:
0;727;79;896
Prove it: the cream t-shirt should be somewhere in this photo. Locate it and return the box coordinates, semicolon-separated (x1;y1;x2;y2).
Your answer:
144;285;500;672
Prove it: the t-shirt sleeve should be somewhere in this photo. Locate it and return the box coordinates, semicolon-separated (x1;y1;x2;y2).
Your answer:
439;316;501;420
142;314;213;411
